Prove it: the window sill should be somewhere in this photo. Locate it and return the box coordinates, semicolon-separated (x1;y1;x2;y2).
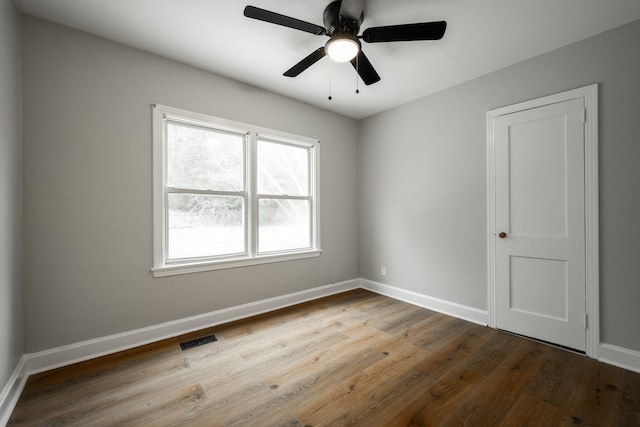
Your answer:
151;249;322;277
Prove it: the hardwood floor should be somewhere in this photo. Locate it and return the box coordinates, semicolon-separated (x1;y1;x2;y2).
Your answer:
8;289;640;426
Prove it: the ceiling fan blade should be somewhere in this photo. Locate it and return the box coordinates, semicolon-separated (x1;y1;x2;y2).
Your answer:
362;21;447;43
350;50;380;85
339;0;367;21
284;47;327;77
244;5;326;35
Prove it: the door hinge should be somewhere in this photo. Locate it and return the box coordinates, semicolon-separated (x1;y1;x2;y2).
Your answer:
584;313;588;329
582;108;587;124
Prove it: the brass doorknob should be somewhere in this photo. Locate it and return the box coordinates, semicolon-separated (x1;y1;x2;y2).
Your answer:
498;232;507;239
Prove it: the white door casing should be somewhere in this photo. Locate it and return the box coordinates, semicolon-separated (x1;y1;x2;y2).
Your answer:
487;85;599;357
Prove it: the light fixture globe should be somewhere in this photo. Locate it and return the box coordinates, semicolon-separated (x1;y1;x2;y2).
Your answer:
325;34;360;62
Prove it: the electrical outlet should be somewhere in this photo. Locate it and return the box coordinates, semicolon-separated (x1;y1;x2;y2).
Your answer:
381;266;386;276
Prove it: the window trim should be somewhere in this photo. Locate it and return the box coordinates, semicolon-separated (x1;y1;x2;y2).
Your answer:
151;104;321;277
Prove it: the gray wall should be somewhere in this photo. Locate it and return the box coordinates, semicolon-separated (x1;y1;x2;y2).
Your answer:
21;16;359;353
0;0;24;389
359;19;640;352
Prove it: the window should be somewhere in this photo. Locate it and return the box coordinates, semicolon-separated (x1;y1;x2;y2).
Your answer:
152;104;320;277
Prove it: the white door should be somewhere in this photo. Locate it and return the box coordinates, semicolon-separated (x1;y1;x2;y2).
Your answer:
494;97;586;351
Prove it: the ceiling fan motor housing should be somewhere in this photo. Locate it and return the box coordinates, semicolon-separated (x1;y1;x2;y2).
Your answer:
324;1;363;36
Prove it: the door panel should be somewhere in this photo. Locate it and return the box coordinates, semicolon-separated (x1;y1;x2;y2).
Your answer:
510;256;567;320
508;115;567;237
495;98;586;351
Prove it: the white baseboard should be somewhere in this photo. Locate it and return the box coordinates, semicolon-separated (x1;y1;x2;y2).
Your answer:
360;279;489;326
23;279;360;376
599;343;640;374
0;356;27;427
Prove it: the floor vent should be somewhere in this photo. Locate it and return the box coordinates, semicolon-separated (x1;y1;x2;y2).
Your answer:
179;334;218;351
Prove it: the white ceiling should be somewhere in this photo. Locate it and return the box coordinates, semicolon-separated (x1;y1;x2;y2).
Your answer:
15;0;640;119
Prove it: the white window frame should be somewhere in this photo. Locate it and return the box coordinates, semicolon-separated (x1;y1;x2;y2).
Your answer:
151;104;321;277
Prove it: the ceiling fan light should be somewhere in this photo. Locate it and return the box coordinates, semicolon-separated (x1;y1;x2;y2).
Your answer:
325;36;360;62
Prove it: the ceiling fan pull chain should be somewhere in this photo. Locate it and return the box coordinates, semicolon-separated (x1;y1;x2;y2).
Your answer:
356;55;360;94
328;58;333;101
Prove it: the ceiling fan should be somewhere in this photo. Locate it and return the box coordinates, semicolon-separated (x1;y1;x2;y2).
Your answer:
243;0;447;86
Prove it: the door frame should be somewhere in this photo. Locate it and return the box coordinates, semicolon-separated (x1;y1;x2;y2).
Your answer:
486;84;599;358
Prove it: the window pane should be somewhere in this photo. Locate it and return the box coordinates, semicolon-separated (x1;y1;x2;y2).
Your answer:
258;140;309;196
167;122;244;191
258;199;310;253
168;194;244;259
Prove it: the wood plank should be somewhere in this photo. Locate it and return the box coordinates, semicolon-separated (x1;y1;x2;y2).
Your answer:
293;342;432;425
411;313;472;353
9;354;193;424
619;367;640;425
462;338;550;425
171;380;271;426
413;323;495;382
376;304;437;335
259;324;385;389
500;391;564;426
460;328;517;377
397;366;485;426
562;358;626;426
322;369;433;426
523;345;588;409
94;383;209;426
